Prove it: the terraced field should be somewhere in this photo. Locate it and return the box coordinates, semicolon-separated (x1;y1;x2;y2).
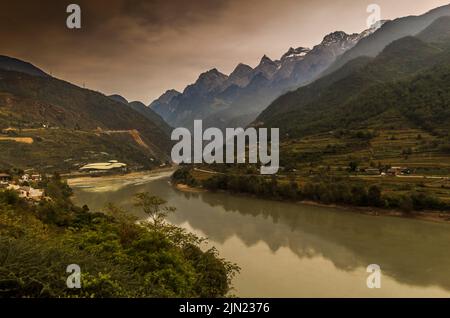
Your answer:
0;128;165;172
186;127;450;208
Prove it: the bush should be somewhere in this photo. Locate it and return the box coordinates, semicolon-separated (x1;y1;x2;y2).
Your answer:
0;188;238;298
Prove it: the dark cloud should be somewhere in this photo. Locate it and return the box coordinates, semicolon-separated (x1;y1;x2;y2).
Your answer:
0;0;448;102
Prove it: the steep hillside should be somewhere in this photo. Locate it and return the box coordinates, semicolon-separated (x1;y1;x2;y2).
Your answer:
257;22;450;137
0;55;49;77
322;4;450;76
128;101;172;133
0;69;171;155
0;60;173;171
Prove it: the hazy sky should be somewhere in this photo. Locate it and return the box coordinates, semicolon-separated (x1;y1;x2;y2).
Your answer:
1;0;449;103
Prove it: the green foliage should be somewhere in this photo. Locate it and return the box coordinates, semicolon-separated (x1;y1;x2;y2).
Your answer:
190;169;449;212
171;167;198;187
134;192;175;227
0;128;163;173
0;187;238;298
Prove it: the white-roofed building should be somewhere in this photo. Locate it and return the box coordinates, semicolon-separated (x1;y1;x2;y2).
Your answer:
79;160;127;173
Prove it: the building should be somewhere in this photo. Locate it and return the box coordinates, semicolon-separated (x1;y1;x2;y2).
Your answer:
31;174;42;182
7;184;44;201
0;173;12;183
79;160;127;174
387;166;411;176
365;168;381;175
20;174;30;183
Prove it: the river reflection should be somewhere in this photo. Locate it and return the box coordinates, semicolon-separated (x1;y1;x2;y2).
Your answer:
71;174;450;297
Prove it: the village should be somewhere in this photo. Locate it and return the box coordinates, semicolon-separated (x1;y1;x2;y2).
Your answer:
0;159;132;202
0;171;45;202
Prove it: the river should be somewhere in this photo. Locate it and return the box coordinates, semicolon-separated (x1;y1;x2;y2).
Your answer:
69;171;450;298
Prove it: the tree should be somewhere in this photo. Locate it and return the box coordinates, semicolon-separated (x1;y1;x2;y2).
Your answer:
348;161;359;172
368;185;383;207
134;192;175;227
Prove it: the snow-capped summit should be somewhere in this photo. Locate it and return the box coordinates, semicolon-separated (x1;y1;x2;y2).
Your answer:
150;18;397;130
358;20;390;39
281;47;311;60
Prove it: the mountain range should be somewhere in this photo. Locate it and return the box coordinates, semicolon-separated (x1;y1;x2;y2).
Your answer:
149;27;380;131
1;4;450;173
256;15;450;137
150;4;450;133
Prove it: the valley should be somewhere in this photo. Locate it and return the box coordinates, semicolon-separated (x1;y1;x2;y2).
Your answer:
70;172;450;297
1;1;450;300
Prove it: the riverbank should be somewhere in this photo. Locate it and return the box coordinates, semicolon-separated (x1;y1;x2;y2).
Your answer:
70;173;450;297
66;167;450;224
173;181;450;224
175;183;206;193
66;167;175;186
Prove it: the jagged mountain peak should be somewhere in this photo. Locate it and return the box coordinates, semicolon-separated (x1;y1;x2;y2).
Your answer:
281;47;311;60
358;20;389;39
321;31;357;46
165;88;181;95
158;89;181;103
200;68;226;78
254;55;280;80
196;68;228;85
182;68;229;96
228;63;254;87
259;55;276;65
231;63;253;74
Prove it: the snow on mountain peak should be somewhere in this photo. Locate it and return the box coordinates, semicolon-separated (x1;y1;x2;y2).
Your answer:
281;47;311;60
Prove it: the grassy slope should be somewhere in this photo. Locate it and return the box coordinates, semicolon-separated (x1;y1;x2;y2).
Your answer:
257;36;447;134
0;68;175;171
0;128;166;172
0;70;172;162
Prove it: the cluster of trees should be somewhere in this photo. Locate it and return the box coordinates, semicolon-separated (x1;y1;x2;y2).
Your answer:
172;169;449;212
171;167;199;187
0;175;238;298
333;129;378;140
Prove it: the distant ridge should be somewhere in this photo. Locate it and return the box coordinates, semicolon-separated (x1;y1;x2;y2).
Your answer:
108;94;129;104
0;55;49;77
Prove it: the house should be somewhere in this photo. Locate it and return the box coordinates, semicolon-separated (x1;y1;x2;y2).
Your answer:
365;168;380;175
7;184;44;201
31;174;42;182
387;166;410;176
0;173;12;183
1;128;17;135
19;173;42;184
20;174;30;183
